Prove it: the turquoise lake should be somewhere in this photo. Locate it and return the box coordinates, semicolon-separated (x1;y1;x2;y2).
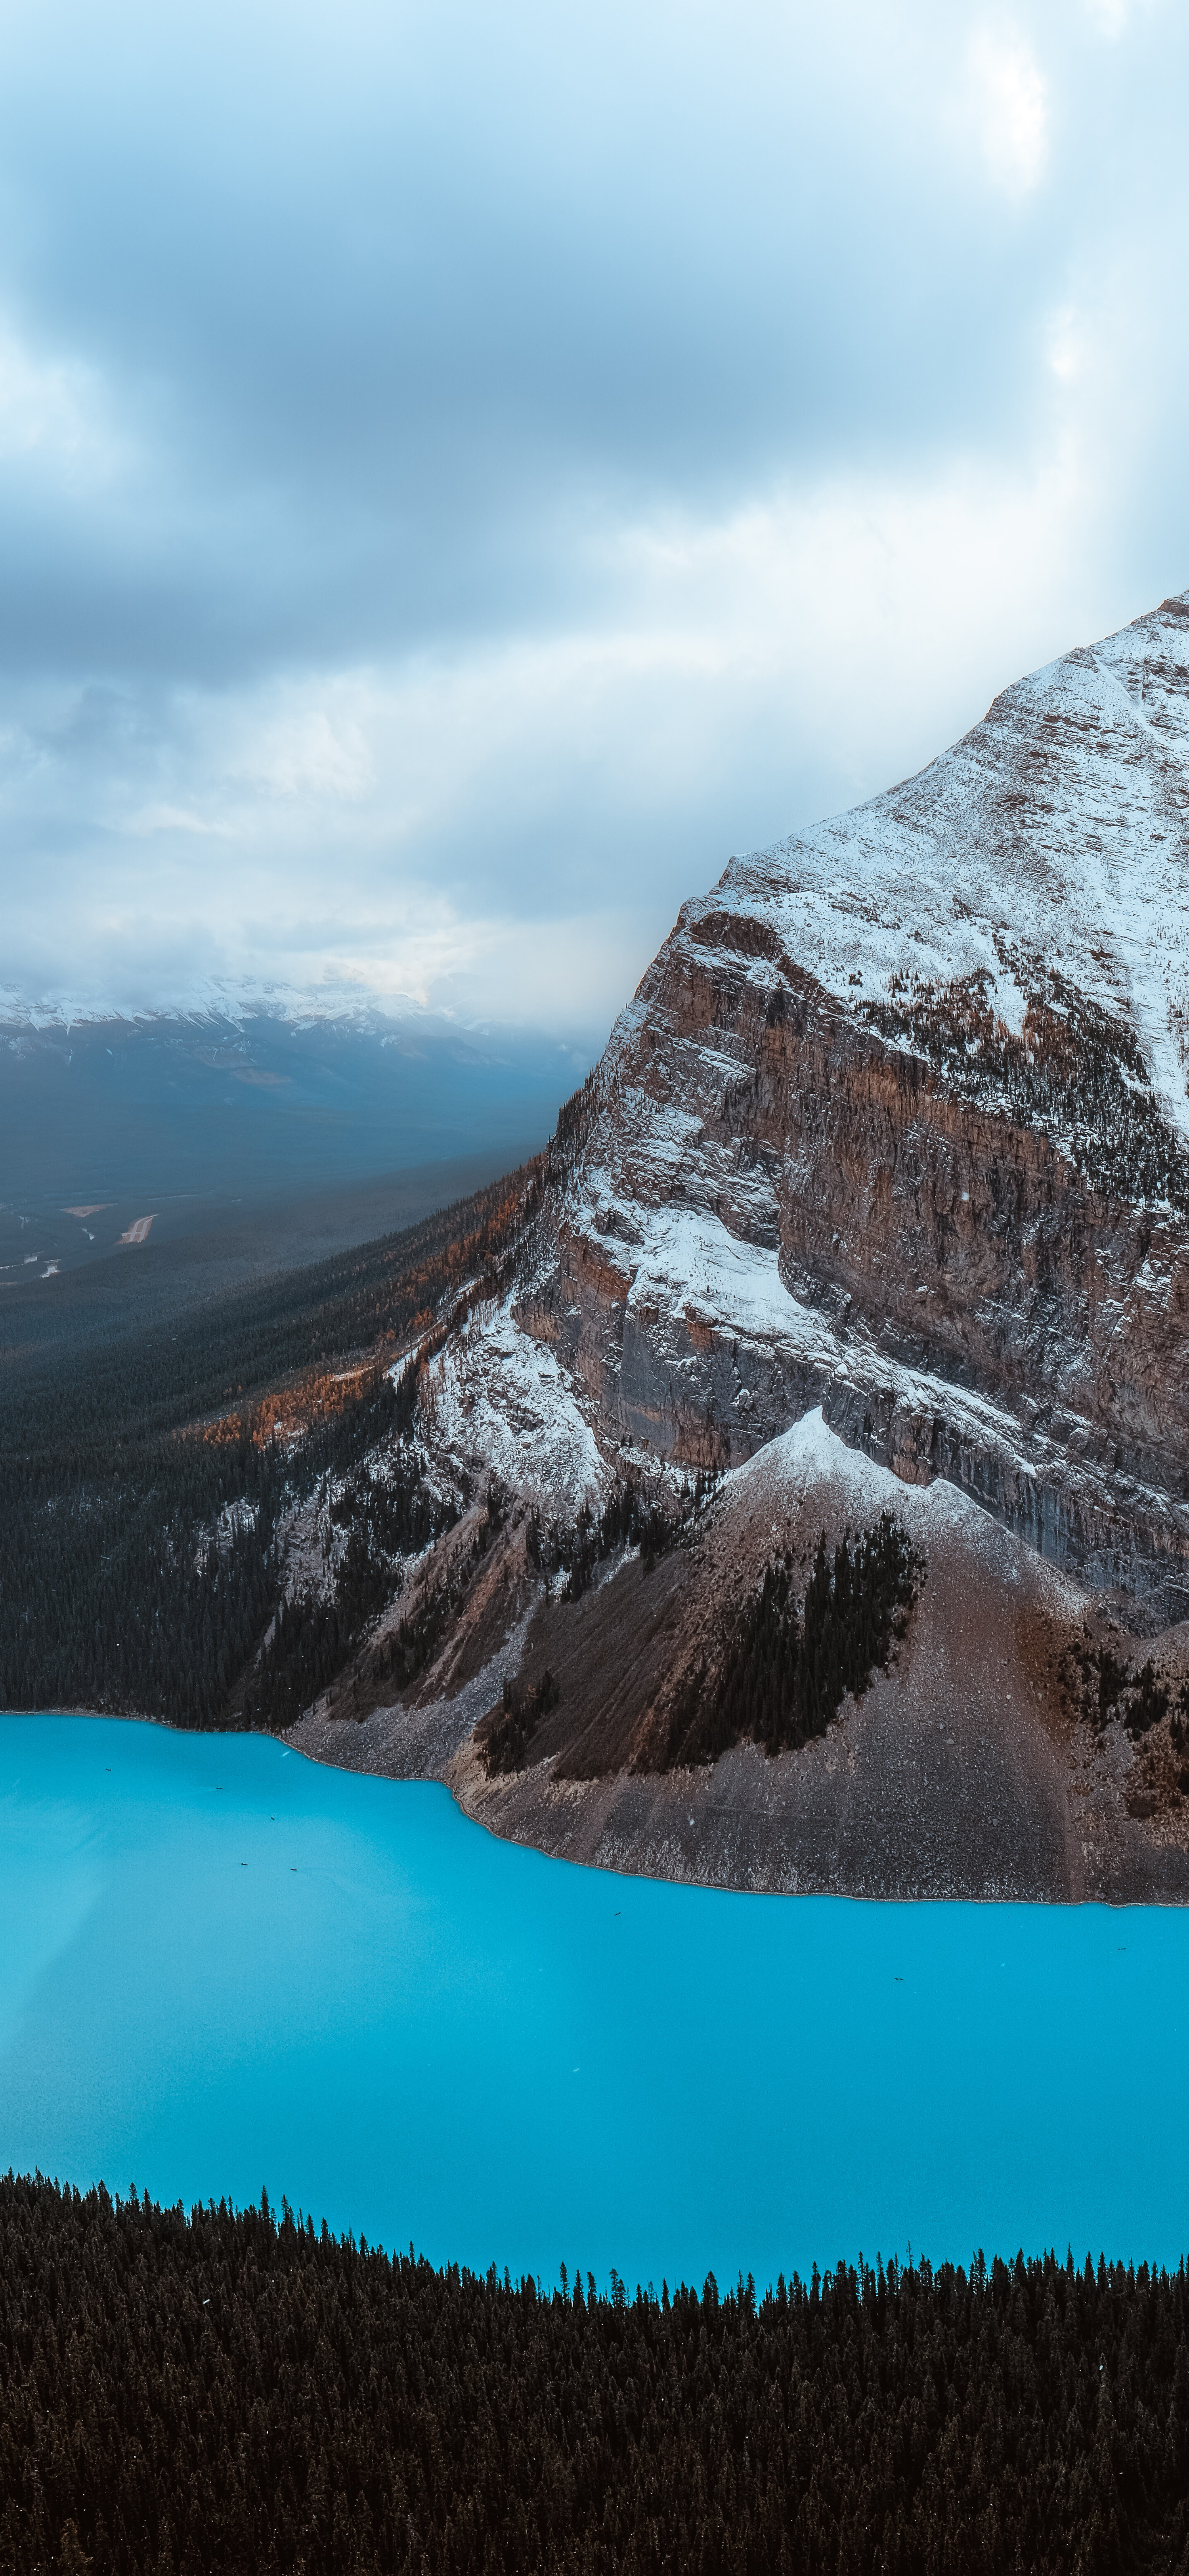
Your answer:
3;1713;1188;2288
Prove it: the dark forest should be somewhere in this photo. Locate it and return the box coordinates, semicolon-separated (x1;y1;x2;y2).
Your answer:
662;1515;920;1770
2;2175;1187;2576
0;1163;538;1729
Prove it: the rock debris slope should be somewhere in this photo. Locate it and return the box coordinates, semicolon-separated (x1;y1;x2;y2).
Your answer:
294;592;1189;1898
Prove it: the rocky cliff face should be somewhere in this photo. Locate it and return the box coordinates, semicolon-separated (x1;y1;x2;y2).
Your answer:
519;591;1189;1624
296;590;1189;1900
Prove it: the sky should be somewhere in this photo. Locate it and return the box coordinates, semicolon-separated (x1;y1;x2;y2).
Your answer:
0;0;1187;1042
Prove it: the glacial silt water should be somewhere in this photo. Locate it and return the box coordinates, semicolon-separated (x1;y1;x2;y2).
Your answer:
2;1714;1187;2288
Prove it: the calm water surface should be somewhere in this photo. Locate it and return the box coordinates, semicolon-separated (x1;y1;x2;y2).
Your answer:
2;1714;1187;2287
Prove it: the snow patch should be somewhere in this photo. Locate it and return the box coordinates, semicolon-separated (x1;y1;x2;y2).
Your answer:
626;1205;818;1348
727;1407;1045;1569
420;1298;608;1512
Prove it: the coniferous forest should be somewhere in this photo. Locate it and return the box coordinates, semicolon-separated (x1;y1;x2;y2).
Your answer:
0;1165;536;1728
663;1516;920;1770
2;2174;1188;2576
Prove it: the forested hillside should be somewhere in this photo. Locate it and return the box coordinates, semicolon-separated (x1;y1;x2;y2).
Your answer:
0;1161;537;1726
2;2173;1187;2575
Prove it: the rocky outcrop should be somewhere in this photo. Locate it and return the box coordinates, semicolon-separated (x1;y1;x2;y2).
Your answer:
291;1414;1189;1903
518;591;1189;1626
292;590;1189;1900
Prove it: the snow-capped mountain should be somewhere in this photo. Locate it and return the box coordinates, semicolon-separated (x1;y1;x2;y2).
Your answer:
512;590;1189;1622
288;590;1189;1901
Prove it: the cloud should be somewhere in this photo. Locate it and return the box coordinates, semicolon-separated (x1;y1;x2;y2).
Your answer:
0;0;1187;1038
0;321;121;474
0;438;1125;1032
968;27;1049;194
1083;0;1157;35
125;803;230;837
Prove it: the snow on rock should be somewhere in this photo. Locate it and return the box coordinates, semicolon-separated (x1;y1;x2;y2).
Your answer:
419;1297;609;1515
709;591;1189;1141
727;1405;1043;1567
517;590;1189;1618
192;1493;260;1573
730;1406;921;1518
625;1205;823;1349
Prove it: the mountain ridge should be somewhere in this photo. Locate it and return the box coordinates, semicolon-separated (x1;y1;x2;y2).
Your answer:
265;589;1189;1899
715;587;1189;1128
14;587;1189;1902
501;589;1189;1631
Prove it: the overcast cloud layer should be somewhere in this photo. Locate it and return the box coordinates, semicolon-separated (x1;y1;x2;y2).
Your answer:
0;0;1187;1037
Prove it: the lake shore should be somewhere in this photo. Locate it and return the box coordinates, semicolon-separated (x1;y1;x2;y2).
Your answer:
284;1670;1189;1906
275;1418;1189;1904
19;1680;1189;1902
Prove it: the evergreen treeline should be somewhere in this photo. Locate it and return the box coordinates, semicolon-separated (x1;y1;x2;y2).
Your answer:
665;1516;919;1768
3;1166;536;1458
242;1433;461;1731
478;1668;560;1774
861;962;1189;1212
1063;1637;1189;1747
4;2173;1189;2574
526;1471;719;1601
345;1478;508;1707
0;1165;535;1728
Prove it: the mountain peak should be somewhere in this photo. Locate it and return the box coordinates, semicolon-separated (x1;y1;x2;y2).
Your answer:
692;587;1189;1152
291;589;1189;1901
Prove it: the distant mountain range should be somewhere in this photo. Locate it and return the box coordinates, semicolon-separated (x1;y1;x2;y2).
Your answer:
0;1003;588;1208
0;981;527;1033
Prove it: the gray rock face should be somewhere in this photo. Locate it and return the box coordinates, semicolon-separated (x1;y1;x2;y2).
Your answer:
519;592;1189;1625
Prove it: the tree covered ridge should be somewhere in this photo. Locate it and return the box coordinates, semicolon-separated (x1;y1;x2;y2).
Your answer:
3;2173;1189;2575
1;1161;540;1473
663;1515;920;1770
858;957;1189;1212
525;1471;721;1605
0;1158;541;1729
